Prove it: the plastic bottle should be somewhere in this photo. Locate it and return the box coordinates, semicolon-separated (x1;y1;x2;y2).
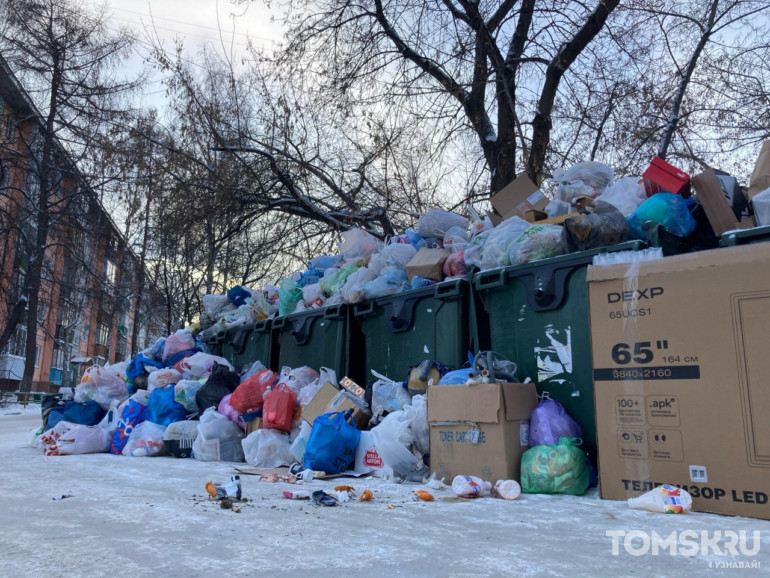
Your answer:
493;479;522;500
452;475;492;498
263;385;272;401
627;484;692;514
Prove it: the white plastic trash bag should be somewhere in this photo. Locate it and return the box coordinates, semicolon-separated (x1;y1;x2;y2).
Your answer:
242;428;294;468
417;208;468;239
39;422;111;455
74;365;129;410
371;409;422;477
147;368;182;392
595;176;647;217
122;421;168;457
192;407;245;462
178;352;234;379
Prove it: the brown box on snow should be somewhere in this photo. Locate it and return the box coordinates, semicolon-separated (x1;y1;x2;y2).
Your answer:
405;247;450;281
691;169;739;236
428;381;538;483
588;244;770;520
490;173;549;224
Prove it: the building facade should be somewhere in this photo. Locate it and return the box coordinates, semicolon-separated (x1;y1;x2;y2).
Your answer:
0;55;164;392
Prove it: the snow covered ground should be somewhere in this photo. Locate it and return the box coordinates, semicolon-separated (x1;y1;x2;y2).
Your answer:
0;408;768;577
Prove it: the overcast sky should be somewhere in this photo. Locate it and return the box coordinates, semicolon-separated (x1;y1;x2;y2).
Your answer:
99;0;282;108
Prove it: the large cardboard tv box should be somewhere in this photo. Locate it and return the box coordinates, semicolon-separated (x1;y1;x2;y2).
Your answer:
428;382;538;483
587;243;770;520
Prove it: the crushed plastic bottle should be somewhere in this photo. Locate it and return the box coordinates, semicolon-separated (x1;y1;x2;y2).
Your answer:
628;484;692;514
452;475;492;498
493;479;522;500
206;475;242;500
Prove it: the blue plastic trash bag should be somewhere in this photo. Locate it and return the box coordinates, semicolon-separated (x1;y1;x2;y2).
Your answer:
304;410;361;474
111;397;148;455
46;400;106;431
627;193;696;240
146;384;188;427
227;285;251;307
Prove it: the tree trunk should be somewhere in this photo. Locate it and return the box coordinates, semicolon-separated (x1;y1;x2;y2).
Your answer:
0;295;28;355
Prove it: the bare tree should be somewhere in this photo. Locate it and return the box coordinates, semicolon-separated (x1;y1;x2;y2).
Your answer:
0;0;137;390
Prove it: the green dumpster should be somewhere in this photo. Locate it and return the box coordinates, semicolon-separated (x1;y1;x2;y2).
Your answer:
719;224;770;247
201;332;224;357
220;320;273;373
353;279;471;382
474;241;645;464
271;304;363;383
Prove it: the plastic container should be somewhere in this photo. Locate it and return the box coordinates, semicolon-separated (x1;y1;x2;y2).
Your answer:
220;320;273;374
272;304;363;383
628;484;692;514
353;279;472;381
452;475;492;498
475;241;645;464
493;479;522;500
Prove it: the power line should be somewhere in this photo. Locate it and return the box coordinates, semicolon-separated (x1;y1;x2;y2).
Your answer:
110;6;278;44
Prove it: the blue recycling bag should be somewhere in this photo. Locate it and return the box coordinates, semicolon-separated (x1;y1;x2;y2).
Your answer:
46;400;105;430
304;411;361;474
146;384;187;427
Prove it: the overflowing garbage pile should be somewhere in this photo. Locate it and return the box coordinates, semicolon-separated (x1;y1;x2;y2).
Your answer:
201;157;753;327
32;155;755;508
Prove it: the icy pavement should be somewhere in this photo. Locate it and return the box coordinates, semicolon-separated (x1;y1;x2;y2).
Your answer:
0;412;768;577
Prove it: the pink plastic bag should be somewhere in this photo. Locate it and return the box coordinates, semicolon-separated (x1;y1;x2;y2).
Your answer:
218;394;246;431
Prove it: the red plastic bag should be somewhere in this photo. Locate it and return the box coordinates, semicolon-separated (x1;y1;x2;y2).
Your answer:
229;369;277;414
262;384;298;434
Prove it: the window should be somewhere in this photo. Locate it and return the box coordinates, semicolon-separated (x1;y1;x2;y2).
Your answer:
94;355;106;367
37;302;46;324
51;348;64;370
96;323;110;346
5;115;15;142
103;258;116;286
1;325;27;357
81;322;89;342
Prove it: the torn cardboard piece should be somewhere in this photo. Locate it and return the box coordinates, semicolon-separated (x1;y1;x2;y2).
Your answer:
490;174;549;224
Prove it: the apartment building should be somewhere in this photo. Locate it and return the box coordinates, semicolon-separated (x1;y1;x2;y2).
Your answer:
0;55;165;392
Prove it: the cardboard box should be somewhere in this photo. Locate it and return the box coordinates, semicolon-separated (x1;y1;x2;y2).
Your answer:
405;247;449;281
642;156;691;198
428;382;538;483
587;244;770;520
748;139;770;201
245;417;262;436
302;381;370;429
691;169;739;236
490;173;549;224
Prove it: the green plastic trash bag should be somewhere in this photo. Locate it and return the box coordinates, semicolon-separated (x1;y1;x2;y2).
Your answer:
320;263;360;297
278;277;303;316
520;437;590;495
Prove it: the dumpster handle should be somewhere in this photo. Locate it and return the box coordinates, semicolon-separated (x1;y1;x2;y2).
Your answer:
324;304;344;318
272;316;286;329
434;279;461;299
475;269;504;290
353;301;375;317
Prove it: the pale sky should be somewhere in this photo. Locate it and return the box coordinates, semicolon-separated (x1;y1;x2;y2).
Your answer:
100;0;283;108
